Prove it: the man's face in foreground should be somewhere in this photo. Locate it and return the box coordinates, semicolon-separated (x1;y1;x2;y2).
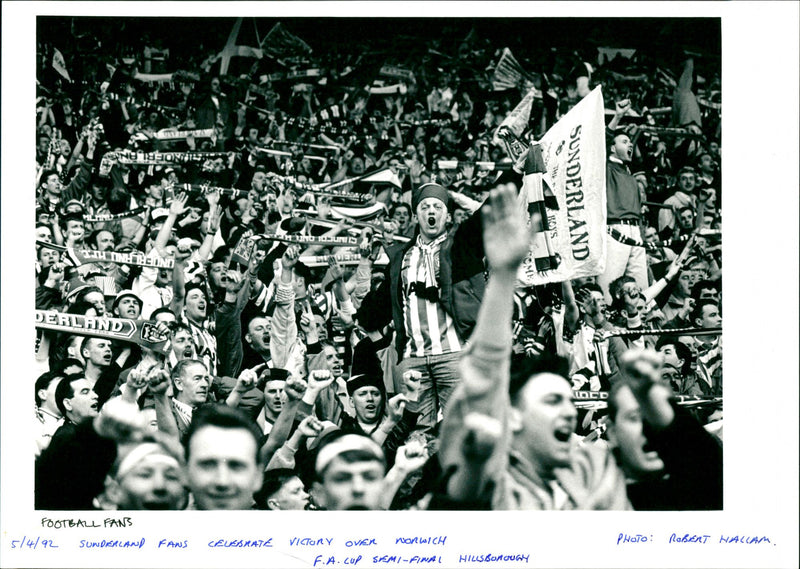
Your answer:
186;425;262;510
608;385;665;476
114;453;187;510
317;457;385;511
511;373;577;474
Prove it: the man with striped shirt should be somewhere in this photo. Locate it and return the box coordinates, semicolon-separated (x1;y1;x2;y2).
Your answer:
371;182;486;433
682;299;722;397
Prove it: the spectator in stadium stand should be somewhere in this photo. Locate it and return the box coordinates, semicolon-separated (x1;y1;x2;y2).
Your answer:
194;76;233;145
166;321;198;367
438;185;629;510
58;211;87;249
36;130;97;213
561;281;627;386
35;371;65;458
253;468;311;510
111;289;143;320
389;202;415;239
247;368;285;435
682;299;722;397
657;166;697;239
35;373;112;510
655;337;703;397
695;149;720;194
366;182;485;434
605;349;722;510
658;267;692;324
597;99;649;301
184;404;265;510
169;359;212;438
78;229;128;300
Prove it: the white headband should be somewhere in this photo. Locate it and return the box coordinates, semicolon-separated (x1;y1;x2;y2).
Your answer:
315;434;384;474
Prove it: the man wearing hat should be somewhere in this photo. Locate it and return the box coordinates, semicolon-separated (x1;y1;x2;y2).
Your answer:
366;181;487;433
112;290;143;320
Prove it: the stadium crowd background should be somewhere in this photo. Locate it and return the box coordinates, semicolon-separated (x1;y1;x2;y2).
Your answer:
32;16;724;511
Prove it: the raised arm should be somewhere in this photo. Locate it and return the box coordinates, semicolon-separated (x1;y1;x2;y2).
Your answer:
270;245;300;369
439;183;534;502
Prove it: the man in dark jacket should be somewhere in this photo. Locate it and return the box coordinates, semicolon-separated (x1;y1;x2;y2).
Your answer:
366;182;486;433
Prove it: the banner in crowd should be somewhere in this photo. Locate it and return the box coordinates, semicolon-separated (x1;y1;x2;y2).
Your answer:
436;160;512;171
492;86;537;146
35;310;169;353
260;22;312;60
170;183;248;199
299;253;390;268
491;48;536;92
379;65;416;84
571;389;721;409
329;202;388;222
259;68;324;84
153;128;216;141
601;326;722;339
303;217;411;244
518;86;607;286
36;240;175;269
269;174;371;202
115;151;233;165
256;233;360;247
83;206;149;223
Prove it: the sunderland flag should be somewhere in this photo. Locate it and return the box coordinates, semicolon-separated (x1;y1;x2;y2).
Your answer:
518;86;607;286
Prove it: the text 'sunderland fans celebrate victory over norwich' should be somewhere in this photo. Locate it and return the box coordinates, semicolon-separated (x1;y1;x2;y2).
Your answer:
33;16;722;511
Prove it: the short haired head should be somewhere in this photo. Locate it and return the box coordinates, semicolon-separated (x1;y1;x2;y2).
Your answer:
184;404;263;464
253;468;309;511
312;432;386;510
35;371;63;407
183;405;265;510
691;299;720;326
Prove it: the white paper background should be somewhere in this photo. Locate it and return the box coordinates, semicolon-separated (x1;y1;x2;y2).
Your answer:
3;2;798;568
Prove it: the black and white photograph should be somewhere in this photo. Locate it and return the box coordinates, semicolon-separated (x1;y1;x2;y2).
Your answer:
2;2;798;568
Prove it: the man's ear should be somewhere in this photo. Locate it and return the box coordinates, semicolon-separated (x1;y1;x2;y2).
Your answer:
173;377;184;392
508;407;523;434
266;498;281;511
245;333;253;346
311;481;326;509
63;397;74;413
37;389;49;403
104;477;123;506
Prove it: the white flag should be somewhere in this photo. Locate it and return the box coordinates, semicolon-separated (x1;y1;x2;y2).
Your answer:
52;48;71;81
518;86;607;285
